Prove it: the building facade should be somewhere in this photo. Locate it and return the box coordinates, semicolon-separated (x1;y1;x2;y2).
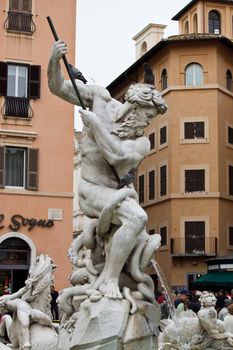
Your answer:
107;0;233;291
0;0;76;294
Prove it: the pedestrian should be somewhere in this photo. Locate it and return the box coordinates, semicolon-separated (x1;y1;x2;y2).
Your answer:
218;298;233;321
224;303;233;333
50;286;59;321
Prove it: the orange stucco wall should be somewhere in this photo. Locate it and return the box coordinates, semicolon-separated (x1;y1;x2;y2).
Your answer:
0;0;76;290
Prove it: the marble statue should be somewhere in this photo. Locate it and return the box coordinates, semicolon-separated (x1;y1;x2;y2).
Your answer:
0;255;58;350
159;291;233;350
48;40;167;349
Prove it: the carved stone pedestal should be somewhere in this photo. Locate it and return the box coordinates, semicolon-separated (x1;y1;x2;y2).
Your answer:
57;297;160;350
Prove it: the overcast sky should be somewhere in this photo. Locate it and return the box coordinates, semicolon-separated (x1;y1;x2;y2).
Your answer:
76;0;190;87
74;0;189;129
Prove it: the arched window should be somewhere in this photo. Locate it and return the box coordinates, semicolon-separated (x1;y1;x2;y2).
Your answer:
226;70;232;91
0;237;30;293
161;69;168;90
184;21;189;34
193;14;198;33
140;41;147;56
185;63;203;86
209;10;221;34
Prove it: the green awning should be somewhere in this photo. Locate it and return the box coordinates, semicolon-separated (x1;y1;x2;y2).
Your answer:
192;271;233;288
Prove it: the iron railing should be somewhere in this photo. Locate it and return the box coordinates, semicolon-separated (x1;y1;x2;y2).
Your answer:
1;97;34;119
4;11;36;33
171;237;217;256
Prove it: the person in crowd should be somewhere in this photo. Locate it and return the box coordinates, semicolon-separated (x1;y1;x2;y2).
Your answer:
218;298;233;321
215;289;227;313
50;286;59;321
224;303;233;333
174;289;189;311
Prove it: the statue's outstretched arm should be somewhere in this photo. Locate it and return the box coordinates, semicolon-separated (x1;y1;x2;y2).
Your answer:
47;41;93;108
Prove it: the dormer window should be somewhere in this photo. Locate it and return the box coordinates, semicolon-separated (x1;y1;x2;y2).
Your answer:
209;10;221;34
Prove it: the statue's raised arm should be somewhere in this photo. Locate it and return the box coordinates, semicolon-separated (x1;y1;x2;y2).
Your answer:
47;40;93;108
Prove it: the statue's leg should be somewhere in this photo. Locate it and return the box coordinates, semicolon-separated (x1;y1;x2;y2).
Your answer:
99;197;147;299
31;309;53;327
16;310;31;349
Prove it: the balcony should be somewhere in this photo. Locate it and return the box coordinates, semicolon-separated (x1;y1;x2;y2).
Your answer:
1;97;34;119
4;11;36;34
171;237;217;256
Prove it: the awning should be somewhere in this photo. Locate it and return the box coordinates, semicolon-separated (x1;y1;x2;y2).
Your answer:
192;271;233;289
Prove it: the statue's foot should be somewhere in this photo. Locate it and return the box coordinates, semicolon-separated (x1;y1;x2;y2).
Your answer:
99;280;123;300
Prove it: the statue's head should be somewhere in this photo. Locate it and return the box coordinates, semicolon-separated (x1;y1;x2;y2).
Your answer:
199;291;216;308
124;83;167;114
113;83;167;139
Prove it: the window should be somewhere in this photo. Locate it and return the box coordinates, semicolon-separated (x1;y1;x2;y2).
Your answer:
185;169;205;192
184;21;189;34
161;69;168;91
185;221;205;254
228;126;233;145
209;10;221;34
140;41;147;56
149;170;155;200
226;70;232;91
160;125;167;146
184;122;204;139
5;0;35;33
229;165;233;195
160;165;167;196
185;63;203;86
0;62;40;118
229;226;233;246
0;146;38;190
160;226;167;246
149;132;155;150
138;175;145;203
149;229;155;235
193;14;198;33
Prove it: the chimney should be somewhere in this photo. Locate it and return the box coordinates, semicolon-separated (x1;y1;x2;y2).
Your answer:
133;23;167;60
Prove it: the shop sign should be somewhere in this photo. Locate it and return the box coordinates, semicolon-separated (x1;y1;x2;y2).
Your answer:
0;214;54;231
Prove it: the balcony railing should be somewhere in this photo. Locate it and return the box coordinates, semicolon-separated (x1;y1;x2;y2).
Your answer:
4;11;36;33
171;237;217;256
1;97;34;119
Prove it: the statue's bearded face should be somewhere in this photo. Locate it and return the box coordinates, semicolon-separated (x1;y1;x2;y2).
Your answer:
112;103;158;139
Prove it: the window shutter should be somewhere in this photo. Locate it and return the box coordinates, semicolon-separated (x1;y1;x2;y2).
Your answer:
0;62;8;97
29;65;41;99
9;0;21;11
26;148;38;190
22;0;32;13
0;147;5;189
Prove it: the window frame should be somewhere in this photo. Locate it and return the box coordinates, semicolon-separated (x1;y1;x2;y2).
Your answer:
161;69;168;91
5;146;26;189
208;10;221;34
226;69;233;92
0;146;38;190
185;63;204;87
7;63;29;98
138;173;145;204
159;222;169;249
226;122;233;149
180;117;209;144
159;122;168;149
181;164;209;195
159;162;168;197
148;168;156;201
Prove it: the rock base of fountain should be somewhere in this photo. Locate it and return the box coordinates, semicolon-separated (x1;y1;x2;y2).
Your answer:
58;297;160;350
